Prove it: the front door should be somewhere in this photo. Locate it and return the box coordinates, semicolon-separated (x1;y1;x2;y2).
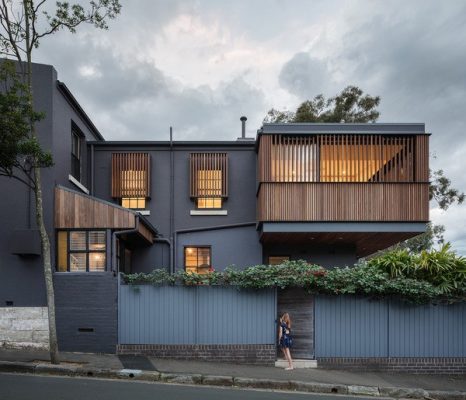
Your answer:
277;288;314;359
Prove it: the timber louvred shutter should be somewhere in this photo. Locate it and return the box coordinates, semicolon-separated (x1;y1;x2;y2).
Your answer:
111;153;151;198
190;153;228;198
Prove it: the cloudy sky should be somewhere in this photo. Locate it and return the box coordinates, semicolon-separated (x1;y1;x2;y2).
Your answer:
34;0;466;253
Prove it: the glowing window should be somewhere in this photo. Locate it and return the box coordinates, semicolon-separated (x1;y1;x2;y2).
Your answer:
184;246;211;274
121;197;146;209
196;197;222;209
57;230;106;272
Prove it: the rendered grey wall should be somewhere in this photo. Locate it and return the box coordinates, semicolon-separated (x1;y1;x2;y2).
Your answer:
119;285;276;345
315;296;466;357
92;144;258;273
54;273;118;353
0;62;105;308
176;225;262;272
0;63;54;307
263;243;357;268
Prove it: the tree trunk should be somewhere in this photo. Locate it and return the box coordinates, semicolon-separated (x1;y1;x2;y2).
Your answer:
23;1;59;364
33;168;60;364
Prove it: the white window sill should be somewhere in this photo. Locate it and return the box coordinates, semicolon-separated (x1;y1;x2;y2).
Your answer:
68;175;89;194
138;210;151;216
190;210;228;216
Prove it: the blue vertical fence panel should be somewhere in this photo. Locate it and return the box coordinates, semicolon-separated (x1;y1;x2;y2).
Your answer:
119;285;276;345
119;285;196;344
315;296;466;358
388;301;466;357
315;296;389;357
197;287;276;344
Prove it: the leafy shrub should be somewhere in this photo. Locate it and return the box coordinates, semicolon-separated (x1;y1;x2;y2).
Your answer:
122;247;466;304
368;244;466;296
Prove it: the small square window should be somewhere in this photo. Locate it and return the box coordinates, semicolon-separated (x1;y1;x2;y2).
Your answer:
185;246;211;274
89;252;106;271
70;253;86;272
70;232;86;251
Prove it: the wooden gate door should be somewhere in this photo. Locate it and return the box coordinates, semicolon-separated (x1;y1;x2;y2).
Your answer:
277;288;314;359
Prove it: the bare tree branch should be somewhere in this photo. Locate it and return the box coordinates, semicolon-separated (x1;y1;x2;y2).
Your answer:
0;170;36;190
0;0;24;61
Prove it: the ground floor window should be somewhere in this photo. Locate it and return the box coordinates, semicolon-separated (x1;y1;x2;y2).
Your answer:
268;256;290;265
184;246;211;274
57;230;106;272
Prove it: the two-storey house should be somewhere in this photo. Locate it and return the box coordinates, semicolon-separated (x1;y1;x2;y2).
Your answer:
0;62;432;364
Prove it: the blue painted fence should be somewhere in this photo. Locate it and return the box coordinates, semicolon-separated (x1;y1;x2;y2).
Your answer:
119;285;276;345
315;296;466;357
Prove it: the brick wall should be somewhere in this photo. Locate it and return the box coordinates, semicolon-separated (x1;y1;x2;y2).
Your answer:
317;357;466;374
54;273;117;353
117;344;276;365
0;307;49;349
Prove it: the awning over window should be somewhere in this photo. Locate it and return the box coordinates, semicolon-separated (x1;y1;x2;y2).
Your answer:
55;186;156;244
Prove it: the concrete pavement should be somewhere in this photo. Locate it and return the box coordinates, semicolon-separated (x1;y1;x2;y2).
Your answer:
0;348;465;399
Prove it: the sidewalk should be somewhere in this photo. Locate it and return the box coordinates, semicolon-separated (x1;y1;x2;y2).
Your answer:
0;348;465;399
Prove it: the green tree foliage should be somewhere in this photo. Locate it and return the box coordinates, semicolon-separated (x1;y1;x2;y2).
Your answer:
264;86;380;123
430;169;465;210
0;0;121;364
0;61;52;187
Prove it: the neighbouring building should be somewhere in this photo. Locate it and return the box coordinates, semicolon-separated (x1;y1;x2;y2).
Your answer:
2;62;464;372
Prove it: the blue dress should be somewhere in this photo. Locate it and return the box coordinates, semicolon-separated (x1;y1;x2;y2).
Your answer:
279;321;292;349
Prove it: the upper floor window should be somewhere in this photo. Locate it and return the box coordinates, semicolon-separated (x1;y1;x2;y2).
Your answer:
71;125;84;181
112;153;150;209
57;230;106;272
184;246;211;274
190;153;228;209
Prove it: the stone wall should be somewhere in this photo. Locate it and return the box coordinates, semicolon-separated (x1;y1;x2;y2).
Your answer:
0;307;49;349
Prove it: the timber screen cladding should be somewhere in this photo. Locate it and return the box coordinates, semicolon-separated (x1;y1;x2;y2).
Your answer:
189;153;228;199
111;153;150;198
259;134;428;183
257;134;430;222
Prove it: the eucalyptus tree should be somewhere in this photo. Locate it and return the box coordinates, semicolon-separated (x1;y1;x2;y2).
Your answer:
0;0;121;364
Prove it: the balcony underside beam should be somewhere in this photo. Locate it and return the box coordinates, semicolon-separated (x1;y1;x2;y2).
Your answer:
260;222;427;258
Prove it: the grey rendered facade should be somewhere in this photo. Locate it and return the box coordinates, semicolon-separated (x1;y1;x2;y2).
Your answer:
4;62;463;370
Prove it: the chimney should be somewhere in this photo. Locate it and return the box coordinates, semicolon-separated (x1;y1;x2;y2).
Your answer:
240;116;247;138
237;116;255;141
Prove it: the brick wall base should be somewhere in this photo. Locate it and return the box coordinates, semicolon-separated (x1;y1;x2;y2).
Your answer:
117;344;276;365
317;357;466;374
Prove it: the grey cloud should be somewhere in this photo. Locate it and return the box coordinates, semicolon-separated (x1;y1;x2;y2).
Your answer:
37;33;265;141
278;52;331;99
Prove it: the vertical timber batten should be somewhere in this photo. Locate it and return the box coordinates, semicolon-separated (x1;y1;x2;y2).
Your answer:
257;133;429;223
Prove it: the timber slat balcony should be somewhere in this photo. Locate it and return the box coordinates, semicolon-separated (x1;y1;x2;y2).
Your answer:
257;130;430;224
257;182;429;222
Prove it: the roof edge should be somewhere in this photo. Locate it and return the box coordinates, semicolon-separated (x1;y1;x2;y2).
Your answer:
57;81;105;141
259;122;426;135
